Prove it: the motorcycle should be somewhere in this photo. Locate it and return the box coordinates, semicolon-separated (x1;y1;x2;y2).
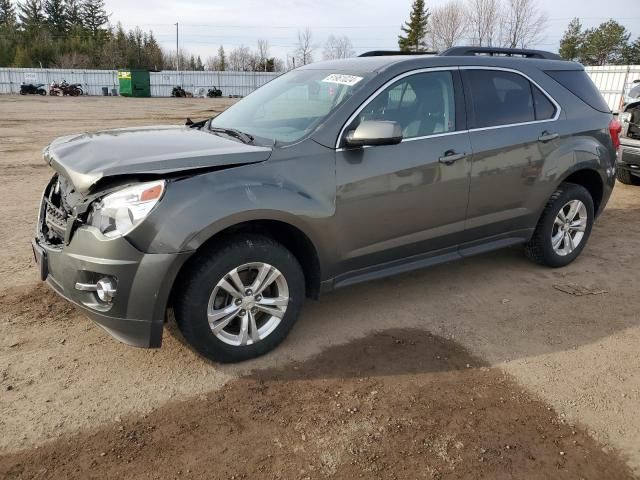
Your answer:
207;86;222;98
49;82;63;96
60;80;83;96
20;83;47;95
50;80;83;96
172;85;188;97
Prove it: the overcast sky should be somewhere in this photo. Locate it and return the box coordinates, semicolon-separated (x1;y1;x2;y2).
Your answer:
104;0;640;62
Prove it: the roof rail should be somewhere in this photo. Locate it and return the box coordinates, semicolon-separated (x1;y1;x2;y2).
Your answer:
359;50;437;57
440;46;561;60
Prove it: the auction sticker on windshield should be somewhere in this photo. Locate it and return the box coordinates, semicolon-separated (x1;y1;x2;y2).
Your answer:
322;74;363;86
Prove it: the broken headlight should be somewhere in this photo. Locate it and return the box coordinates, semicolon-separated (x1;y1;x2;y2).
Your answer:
88;180;165;239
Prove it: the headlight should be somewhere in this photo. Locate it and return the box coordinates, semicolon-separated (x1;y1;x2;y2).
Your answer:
88;180;165;239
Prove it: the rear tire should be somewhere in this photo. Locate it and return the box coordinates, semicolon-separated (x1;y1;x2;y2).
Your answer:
175;235;305;363
616;167;640;185
525;183;594;268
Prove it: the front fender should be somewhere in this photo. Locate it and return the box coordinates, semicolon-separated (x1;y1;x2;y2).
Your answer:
126;153;338;267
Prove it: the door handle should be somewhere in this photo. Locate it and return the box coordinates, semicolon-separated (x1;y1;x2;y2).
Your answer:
438;151;466;165
538;131;559;143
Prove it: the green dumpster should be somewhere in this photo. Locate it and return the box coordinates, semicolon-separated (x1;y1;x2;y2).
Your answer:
118;69;151;97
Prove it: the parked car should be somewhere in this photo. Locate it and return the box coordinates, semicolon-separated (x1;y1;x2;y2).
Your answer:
617;80;640;185
20;83;47;95
33;47;619;362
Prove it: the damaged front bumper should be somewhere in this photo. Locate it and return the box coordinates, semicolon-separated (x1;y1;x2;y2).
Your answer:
33;177;191;348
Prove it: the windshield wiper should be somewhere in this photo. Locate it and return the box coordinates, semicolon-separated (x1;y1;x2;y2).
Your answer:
208;126;254;144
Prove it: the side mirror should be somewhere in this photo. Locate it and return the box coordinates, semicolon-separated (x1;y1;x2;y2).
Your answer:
344;121;403;148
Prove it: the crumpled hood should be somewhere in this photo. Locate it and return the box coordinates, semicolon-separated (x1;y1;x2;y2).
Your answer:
44;125;272;194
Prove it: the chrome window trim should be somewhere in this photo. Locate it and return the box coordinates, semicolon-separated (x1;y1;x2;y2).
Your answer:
334;65;561;150
335;67;459;149
458;65;562;130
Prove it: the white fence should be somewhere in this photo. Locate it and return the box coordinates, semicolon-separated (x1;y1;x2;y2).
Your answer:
1;65;639;108
0;68;279;97
0;68;118;96
585;65;640;111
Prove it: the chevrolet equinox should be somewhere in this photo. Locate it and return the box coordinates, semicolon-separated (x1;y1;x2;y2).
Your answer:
33;47;620;362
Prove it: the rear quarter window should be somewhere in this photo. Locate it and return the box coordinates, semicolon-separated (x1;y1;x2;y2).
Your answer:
545;70;610;113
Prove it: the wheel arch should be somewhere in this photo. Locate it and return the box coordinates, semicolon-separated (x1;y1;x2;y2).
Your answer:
170;218;323;308
559;167;605;214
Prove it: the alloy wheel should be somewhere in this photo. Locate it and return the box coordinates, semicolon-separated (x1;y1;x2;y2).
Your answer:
551;199;588;256
207;262;289;346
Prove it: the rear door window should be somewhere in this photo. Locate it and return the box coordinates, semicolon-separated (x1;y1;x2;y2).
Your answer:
463;69;536;128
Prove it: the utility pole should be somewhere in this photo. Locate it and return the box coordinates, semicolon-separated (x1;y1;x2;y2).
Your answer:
175;22;180;86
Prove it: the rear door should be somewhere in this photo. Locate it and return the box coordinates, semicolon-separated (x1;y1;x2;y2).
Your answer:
333;68;473;273
461;67;560;241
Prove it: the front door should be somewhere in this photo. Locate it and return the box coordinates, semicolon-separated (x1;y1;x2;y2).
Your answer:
334;69;473;274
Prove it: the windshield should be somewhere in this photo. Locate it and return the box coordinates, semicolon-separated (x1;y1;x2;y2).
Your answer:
210;70;371;145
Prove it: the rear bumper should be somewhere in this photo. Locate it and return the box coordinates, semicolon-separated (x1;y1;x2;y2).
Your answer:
618;138;640;177
33;227;191;348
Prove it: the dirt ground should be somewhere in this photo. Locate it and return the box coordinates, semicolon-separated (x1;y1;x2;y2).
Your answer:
1;95;639;479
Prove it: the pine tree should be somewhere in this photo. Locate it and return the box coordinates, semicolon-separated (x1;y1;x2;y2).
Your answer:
143;30;164;70
64;0;81;30
18;0;45;30
217;45;226;71
12;44;31;65
0;0;16;26
398;0;430;52
579;20;630;65
558;18;583;61
81;0;108;37
622;37;640;64
195;55;203;71
44;0;66;35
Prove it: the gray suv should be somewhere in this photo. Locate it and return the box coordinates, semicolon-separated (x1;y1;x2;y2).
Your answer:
33;47;619;362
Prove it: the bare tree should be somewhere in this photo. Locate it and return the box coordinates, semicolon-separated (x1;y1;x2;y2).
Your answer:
500;0;546;48
228;45;252;71
294;27;315;65
428;0;468;51
466;0;499;46
323;35;355;60
205;55;217;71
272;57;286;72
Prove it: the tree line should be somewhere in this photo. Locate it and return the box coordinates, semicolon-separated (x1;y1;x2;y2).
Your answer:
398;0;549;53
1;0;638;71
397;0;640;65
0;0;171;68
559;18;640;65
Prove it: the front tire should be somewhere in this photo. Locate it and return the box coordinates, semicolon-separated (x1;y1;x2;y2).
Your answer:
175;235;305;363
525;183;594;268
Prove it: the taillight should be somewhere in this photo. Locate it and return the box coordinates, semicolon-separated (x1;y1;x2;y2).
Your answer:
609;118;622;150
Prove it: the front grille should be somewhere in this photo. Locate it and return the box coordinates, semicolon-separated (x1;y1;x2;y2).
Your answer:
40;176;69;245
44;197;67;240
